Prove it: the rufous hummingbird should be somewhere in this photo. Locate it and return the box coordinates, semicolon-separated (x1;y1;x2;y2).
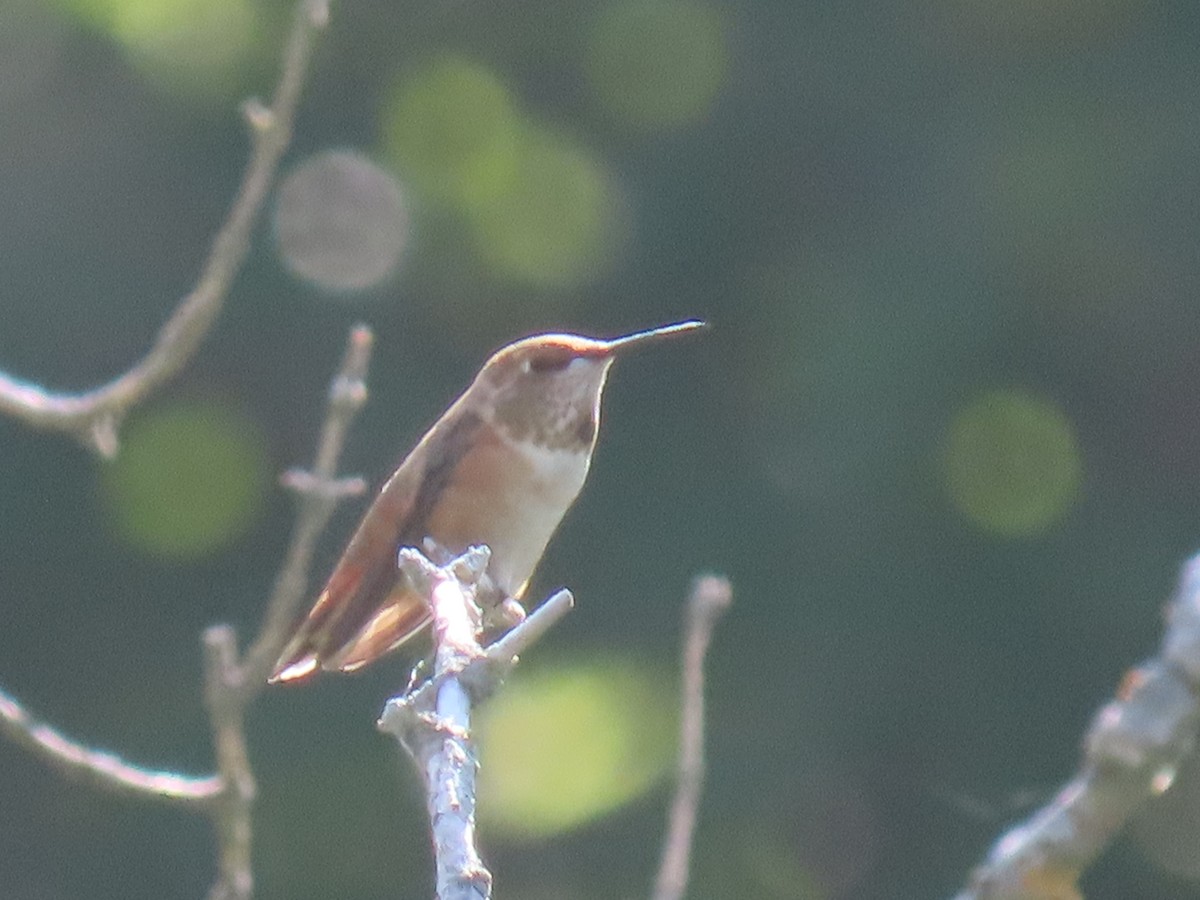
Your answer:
270;320;706;683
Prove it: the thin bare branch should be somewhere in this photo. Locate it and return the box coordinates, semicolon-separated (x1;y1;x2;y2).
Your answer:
954;554;1200;900
235;322;372;694
0;4;375;897
379;548;495;900
1;320;372;900
377;550;576;900
0;684;222;807
199;322;373;900
391;586;575;720
485;587;575;667
653;575;733;900
0;0;331;457
203;626;257;900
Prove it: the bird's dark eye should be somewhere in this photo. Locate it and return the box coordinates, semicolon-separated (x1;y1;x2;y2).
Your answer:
527;351;573;373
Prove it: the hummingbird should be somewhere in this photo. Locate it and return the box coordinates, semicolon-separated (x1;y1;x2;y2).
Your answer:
269;320;706;683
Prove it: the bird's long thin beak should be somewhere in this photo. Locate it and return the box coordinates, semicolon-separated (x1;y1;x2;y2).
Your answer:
602;319;709;354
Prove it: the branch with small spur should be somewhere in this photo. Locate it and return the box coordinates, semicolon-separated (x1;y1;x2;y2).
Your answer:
377;546;573;900
379;545;574;745
954;552;1200;900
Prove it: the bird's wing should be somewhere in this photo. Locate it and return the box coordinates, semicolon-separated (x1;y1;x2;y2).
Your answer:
268;410;485;683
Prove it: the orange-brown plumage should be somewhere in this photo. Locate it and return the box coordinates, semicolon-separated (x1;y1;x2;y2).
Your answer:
269;321;705;683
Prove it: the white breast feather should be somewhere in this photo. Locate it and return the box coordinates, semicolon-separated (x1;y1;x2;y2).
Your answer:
487;441;590;595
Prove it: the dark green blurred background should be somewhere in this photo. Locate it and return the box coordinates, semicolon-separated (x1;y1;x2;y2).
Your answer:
5;0;1200;897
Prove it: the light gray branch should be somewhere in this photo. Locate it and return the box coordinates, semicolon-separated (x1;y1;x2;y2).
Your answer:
199;322;372;900
0;4;378;897
653;575;733;900
235;323;371;694
378;548;576;900
381;548;494;900
954;553;1200;899
0;0;330;457
0;321;373;900
204;625;257;900
0;684;222;807
0;0;337;807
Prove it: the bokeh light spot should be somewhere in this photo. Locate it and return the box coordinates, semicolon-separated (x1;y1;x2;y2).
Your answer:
380;55;521;208
101;400;269;559
274;149;410;293
57;0;260;97
467;129;621;289
944;389;1082;537
586;0;727;130
475;660;676;839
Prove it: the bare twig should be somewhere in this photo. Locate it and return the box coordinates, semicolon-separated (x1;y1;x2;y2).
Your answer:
0;684;222;807
954;553;1200;900
381;548;495;900
0;321;373;900
391;586;575;719
0;0;330;457
653;575;733;900
204;626;257;900
235;323;372;693
0;3;374;896
0;0;338;808
484;587;575;669
378;549;576;900
199;322;372;900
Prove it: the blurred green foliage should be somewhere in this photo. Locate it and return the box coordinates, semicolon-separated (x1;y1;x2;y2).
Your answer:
475;659;676;838
99;400;269;558
381;55;522;209
52;0;265;97
945;389;1082;537
382;55;621;289
466;127;619;289
585;0;727;129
